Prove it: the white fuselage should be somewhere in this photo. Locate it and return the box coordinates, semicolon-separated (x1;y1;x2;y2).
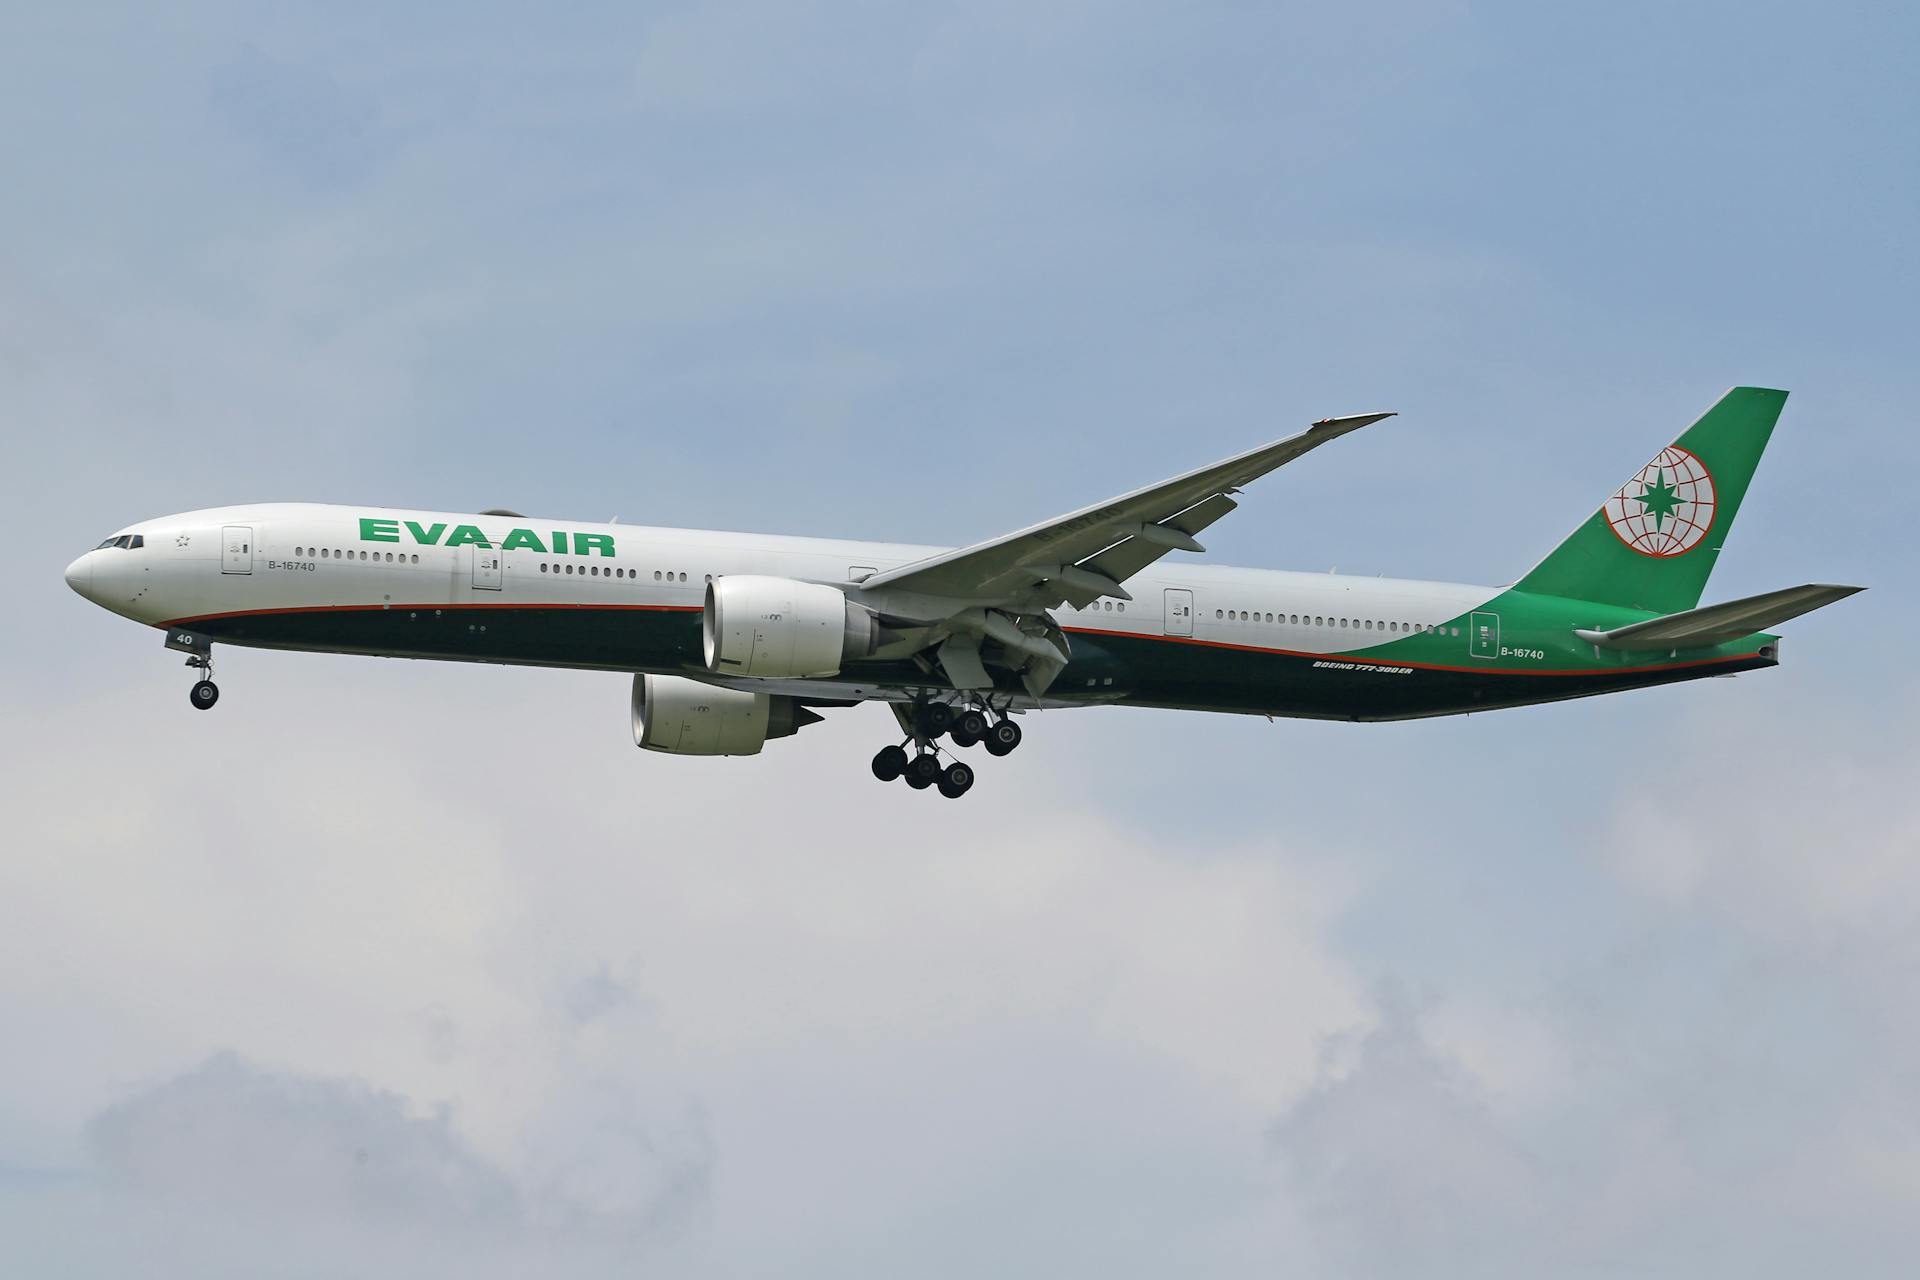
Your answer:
66;502;1495;666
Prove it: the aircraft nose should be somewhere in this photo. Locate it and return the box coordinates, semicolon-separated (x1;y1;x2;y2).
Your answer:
64;553;93;598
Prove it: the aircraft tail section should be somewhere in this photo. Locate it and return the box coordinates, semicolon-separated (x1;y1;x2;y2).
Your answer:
1514;387;1787;614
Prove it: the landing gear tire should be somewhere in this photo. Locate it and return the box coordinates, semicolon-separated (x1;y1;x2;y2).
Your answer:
983;718;1021;757
190;679;220;710
918;703;954;738
905;753;941;789
951;709;989;748
937;761;975;799
871;745;909;782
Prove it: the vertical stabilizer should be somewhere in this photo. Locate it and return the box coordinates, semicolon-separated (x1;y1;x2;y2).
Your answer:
1513;387;1787;614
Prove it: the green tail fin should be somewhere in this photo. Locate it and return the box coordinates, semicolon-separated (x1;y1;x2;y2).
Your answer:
1514;387;1787;615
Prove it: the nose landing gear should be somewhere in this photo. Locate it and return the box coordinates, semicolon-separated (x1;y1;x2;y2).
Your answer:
166;628;221;710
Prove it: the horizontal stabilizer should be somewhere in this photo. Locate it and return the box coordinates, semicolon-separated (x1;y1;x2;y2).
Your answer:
1574;583;1864;650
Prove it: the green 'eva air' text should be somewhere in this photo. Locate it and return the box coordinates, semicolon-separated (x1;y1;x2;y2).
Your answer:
358;517;615;555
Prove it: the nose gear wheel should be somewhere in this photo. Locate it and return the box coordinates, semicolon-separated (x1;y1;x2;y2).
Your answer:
181;645;221;711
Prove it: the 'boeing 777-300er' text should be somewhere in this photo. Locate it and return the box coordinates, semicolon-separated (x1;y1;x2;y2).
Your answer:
66;387;1861;798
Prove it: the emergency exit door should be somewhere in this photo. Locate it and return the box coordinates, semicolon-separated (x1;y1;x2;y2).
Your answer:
1165;588;1194;637
471;544;503;590
221;525;253;574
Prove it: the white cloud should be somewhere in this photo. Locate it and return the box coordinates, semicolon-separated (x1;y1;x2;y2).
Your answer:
1;1051;701;1279
1603;695;1920;948
0;663;1372;1274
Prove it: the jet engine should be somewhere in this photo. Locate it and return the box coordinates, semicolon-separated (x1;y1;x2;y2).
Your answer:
702;575;877;678
632;674;821;756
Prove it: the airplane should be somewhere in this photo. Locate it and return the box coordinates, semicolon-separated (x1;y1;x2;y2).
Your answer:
64;387;1861;799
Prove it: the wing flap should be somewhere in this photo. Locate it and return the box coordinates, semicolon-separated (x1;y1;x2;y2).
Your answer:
1573;583;1864;650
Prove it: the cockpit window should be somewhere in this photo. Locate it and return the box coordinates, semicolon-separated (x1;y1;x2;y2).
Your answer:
127;534;143;549
92;534;145;550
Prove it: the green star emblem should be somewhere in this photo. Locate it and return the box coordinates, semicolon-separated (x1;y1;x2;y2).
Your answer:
1635;470;1683;530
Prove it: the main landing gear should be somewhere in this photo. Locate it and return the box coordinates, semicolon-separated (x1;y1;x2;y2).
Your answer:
870;695;1021;800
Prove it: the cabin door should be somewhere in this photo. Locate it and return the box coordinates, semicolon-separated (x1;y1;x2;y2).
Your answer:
220;525;253;574
471;544;503;590
1164;588;1194;637
1470;611;1500;659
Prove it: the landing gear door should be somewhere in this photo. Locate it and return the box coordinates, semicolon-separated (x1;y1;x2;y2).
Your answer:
221;525;253;574
1164;588;1194;638
471;544;503;590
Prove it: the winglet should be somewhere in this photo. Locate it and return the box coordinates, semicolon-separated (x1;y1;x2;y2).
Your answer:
1312;412;1396;431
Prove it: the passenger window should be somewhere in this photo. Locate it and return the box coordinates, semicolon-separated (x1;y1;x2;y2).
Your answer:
1215;609;1223;618
679;572;688;582
654;571;662;581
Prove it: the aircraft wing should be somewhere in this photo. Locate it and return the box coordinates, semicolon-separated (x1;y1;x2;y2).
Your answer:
862;413;1394;607
1573;583;1864;650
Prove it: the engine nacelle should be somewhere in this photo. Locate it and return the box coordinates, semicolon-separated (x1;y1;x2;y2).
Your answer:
632;674;820;756
702;575;876;678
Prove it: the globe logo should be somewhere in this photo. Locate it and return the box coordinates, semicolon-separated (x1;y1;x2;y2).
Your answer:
1604;445;1716;557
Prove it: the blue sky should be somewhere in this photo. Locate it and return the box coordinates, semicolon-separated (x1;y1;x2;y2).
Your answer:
4;3;1917;1275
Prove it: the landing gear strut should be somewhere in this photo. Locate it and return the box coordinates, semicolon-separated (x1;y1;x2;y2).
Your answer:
873;692;1018;799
